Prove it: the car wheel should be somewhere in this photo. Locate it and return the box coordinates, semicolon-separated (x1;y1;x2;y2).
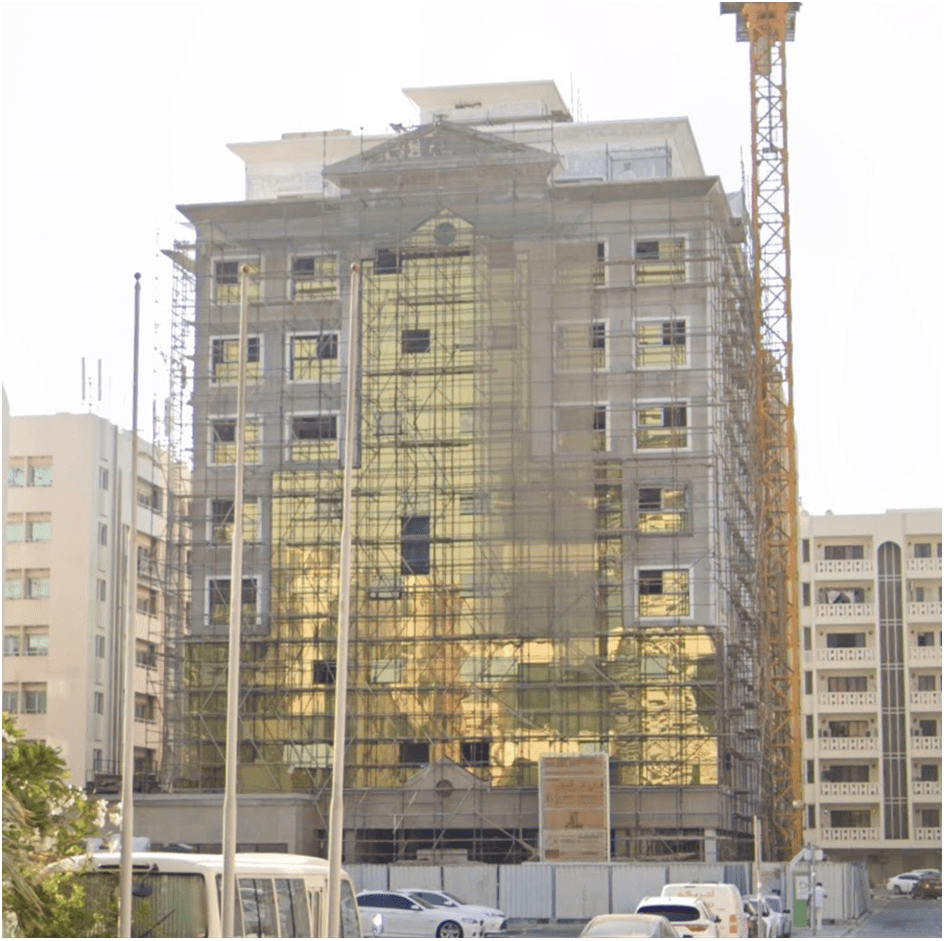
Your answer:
893;885;902;895
436;921;463;938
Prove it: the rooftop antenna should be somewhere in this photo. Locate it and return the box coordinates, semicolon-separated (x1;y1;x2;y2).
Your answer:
81;357;103;412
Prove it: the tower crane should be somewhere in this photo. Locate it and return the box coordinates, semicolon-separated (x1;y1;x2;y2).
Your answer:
721;2;802;861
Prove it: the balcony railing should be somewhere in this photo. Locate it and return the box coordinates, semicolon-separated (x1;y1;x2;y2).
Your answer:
814;603;876;623
913;781;942;796
909;644;942;663
815;647;877;665
819;781;880;797
914;827;942;842
907;557;942;575
911;736;941;754
907;601;943;621
817;691;877;709
820;827;879;843
817;736;878;754
911;691;942;709
814;559;873;576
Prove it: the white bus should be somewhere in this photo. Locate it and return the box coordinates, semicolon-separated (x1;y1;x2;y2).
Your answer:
53;851;375;938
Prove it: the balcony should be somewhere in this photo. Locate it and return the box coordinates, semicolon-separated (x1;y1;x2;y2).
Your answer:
819;781;880;798
817;736;879;755
913;781;942;797
819;827;879;843
911;691;942;709
911;736;941;755
815;559;874;577
914;827;942;842
817;691;877;710
907;557;942;576
907;601;942;621
814;603;876;624
909;644;942;663
815;647;877;666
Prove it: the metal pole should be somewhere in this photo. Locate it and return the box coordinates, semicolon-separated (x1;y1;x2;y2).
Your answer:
327;264;361;937
119;273;141;937
221;265;252;937
809;840;816;937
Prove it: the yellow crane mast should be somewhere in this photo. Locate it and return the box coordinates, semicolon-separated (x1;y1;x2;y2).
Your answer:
721;2;803;860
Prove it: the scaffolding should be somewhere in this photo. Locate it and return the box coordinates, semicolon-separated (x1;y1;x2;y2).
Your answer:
160;96;789;863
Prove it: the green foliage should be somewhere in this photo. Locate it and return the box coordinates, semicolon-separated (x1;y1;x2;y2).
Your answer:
2;713;119;937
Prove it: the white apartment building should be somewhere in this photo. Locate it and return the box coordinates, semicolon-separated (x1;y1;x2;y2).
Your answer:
3;412;183;793
799;508;942;879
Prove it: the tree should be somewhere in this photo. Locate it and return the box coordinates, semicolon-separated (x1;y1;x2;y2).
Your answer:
2;713;120;937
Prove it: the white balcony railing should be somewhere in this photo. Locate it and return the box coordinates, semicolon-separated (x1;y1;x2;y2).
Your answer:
819;781;880;797
911;736;942;754
814;559;874;576
911;691;942;709
907;557;942;575
819;827;879;843
913;781;942;797
914;827;942;842
817;691;877;709
907;601;943;621
817;736;878;754
909;644;942;663
814;603;876;623
815;647;877;665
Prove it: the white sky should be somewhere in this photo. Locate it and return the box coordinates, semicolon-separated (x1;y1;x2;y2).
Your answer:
2;1;941;516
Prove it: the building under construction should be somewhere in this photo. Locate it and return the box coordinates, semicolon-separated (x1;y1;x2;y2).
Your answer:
161;81;790;863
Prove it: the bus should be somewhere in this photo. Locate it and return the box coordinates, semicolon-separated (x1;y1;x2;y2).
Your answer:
52;851;377;937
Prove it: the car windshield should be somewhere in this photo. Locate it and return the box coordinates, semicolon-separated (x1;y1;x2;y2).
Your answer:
638;904;701;923
408;892;449;907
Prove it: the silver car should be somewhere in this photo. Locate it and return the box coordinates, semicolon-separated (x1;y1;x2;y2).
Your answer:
397;889;507;937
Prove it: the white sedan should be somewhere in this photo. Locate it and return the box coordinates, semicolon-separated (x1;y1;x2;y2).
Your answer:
886;872;924;895
763;894;792;938
357;890;483;938
398;888;508;936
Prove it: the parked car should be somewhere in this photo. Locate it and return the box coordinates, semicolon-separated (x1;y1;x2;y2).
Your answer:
397;889;507;936
636;896;720;938
886;872;924;895
744;896;775;938
661;883;748;939
911;872;942;899
762;894;792;938
580;913;682;937
356;890;483;938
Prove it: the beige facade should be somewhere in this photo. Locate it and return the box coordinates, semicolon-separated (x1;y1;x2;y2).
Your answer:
799;508;942;878
3;413;183;792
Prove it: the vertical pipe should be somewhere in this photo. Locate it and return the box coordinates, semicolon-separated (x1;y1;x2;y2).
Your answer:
327;263;361;937
119;273;141;937
222;264;252;937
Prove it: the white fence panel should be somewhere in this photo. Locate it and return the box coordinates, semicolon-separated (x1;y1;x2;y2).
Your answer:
666;862;729;886
500;864;554;918
554;865;611;920
612;864;668;912
445;864;500;909
348;863;388;891
389;863;442;891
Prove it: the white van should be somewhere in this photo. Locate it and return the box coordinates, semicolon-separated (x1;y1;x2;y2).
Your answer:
661;883;748;939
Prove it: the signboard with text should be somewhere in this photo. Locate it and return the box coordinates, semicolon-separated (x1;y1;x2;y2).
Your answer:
539;753;610;861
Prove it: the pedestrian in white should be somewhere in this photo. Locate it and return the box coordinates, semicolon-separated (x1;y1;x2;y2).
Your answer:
810;881;827;930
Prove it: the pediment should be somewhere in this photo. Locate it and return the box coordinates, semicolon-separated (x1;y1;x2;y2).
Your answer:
401;758;489;795
324;121;557;187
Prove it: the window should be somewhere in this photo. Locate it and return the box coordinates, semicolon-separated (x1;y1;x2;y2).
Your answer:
27;515;51;542
634;238;685;284
95;635;106;658
556;321;608;371
802;582;811;606
637;486;688;533
830;809;871;828
824;765;869;783
137;481;163;513
400;742;430;765
211;335;261;383
916;632;935;647
918;719;938;737
820;587;865;604
375;248;401;275
917;675;938;692
826;675;868;692
97;579;107;602
919;764;940;782
921;808;941;828
209;578;258;627
914;543;932;559
214;260;260;304
4;572;23;599
460;492;490;516
313;661;337;685
826;632;866;648
289;415;338;461
4;632;20;657
593;241;607;285
401;516;430;576
134;693;156;723
460;741;490;767
289;333;339;381
824;544;864;560
94;691;104;714
99;467;109;490
805;672;813;695
97;522;108;546
637;320;687;367
23;684;47;714
136;587;159;616
401;328;431;354
638;568;691;617
27;459;53;487
6;462;25;487
592;406;608;452
802;539;810;563
914;587;925;602
135;641;157;669
26;571;50;599
211;418;261;464
5;516;24;542
370;659;403;684
292;255;338;299
24;629;48;657
636;404;688;449
211;498;260;544
3;688;18;713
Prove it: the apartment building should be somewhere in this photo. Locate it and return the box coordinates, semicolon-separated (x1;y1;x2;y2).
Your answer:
799;508;942;877
159;80;785;862
3;412;184;793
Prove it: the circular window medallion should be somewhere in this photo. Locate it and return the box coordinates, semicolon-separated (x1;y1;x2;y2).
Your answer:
434;222;457;246
434;778;454;799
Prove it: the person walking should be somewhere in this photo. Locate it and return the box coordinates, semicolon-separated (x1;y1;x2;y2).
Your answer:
810;881;827;931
